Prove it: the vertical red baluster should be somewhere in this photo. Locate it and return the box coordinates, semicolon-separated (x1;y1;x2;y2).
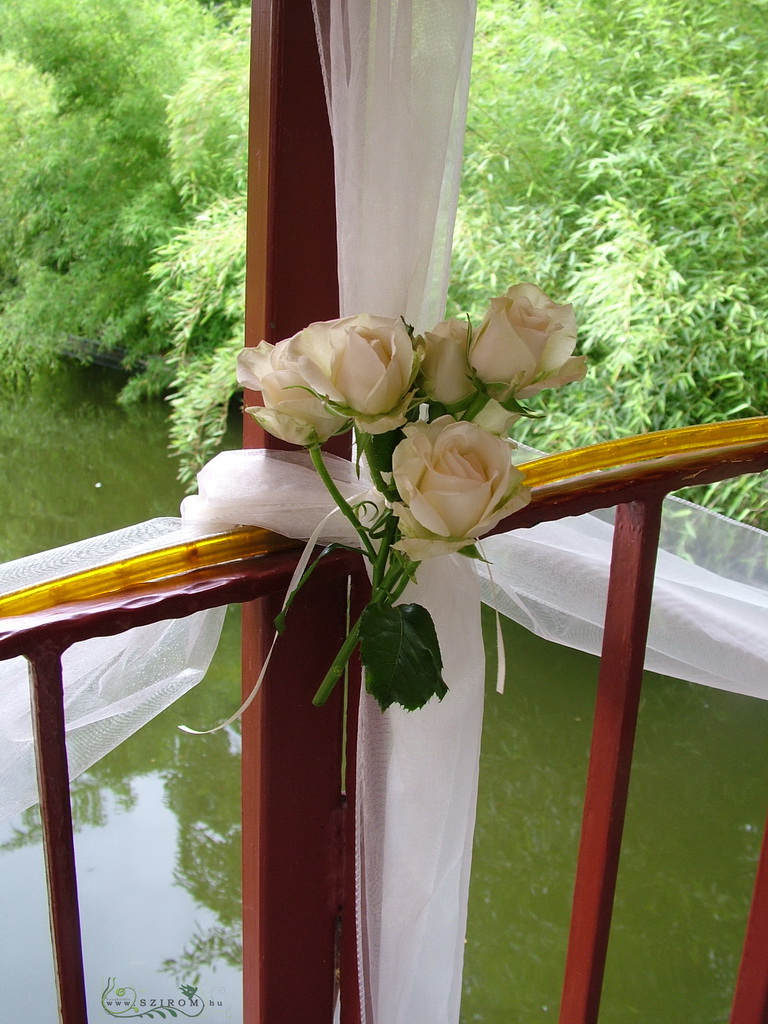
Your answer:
339;572;368;1024
28;645;89;1024
559;498;663;1024
730;810;768;1024
242;569;356;1023
242;0;351;1021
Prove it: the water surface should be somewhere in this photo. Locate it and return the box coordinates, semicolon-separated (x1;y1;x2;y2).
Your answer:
1;367;766;1023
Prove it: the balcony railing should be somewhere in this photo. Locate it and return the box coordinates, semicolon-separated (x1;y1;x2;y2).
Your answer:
1;416;766;1024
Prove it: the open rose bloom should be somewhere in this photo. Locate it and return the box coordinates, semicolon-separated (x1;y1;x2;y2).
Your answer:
238;314;418;440
233;286;585;712
283;314;418;433
237;341;351;446
391;417;530;559
236;289;587;562
469;282;586;402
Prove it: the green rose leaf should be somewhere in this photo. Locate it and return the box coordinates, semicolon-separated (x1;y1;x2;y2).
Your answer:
367;426;405;476
359;602;448;712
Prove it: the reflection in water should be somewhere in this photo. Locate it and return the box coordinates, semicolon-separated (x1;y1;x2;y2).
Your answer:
0;368;192;560
462;614;768;1024
0;367;243;1020
1;367;767;1023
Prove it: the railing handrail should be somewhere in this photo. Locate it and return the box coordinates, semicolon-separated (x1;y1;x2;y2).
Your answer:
0;416;765;629
6;416;767;1024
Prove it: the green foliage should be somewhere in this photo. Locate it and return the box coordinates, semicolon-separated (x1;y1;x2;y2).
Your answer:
452;0;768;526
148;194;247;482
166;11;250;206
0;0;765;523
0;0;213;374
150;14;250;481
0;0;248;483
359;602;448;712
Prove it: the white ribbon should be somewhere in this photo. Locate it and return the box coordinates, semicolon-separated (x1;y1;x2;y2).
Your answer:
180;448;768;1024
182;448;487;1023
179;504;344;736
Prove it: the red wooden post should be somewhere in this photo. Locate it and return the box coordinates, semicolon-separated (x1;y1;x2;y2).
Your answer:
242;574;355;1022
339;575;368;1024
28;645;89;1024
730;810;768;1024
559;499;663;1024
242;1;359;1021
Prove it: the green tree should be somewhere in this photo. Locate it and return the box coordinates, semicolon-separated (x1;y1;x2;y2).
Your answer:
144;11;250;482
0;1;244;376
1;0;765;524
452;0;768;525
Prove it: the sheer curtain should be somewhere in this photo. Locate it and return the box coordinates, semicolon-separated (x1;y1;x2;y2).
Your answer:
311;2;492;1021
0;3;765;1020
0;520;227;823
309;1;768;1021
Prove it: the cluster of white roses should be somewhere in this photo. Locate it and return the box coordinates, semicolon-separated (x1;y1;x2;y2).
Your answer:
237;282;584;710
237;283;584;562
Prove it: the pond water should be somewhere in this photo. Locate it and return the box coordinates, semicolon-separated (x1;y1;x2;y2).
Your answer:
1;366;766;1023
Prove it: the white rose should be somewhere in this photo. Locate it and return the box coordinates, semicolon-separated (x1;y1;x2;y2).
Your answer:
391;416;530;559
470;283;586;401
282;314;417;434
420;319;475;405
237;343;350;446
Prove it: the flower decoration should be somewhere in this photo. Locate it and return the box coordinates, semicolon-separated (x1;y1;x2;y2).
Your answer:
237;283;586;713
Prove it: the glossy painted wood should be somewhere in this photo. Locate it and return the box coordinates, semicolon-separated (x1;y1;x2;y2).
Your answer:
243;0;339;452
2;418;765;622
0;446;763;1023
28;646;89;1024
0;546;362;660
243;1;351;1020
242;572;355;1022
559;499;664;1024
730;809;768;1024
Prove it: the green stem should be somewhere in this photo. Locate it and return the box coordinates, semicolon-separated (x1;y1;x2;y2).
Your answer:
371;512;398;591
356;430;399;502
371;554;416;604
308;444;377;562
388;564;416;604
312;616;362;706
312;552;420;706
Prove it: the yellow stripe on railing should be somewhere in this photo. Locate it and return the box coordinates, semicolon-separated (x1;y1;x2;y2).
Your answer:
0;527;298;619
519;416;768;489
0;418;765;619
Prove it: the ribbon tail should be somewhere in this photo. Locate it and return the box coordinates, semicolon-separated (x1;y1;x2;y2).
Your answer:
179;507;343;735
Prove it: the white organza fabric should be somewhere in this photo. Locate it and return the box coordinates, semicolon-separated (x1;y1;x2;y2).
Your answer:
307;2;768;1021
479;502;768;700
0;520;226;823
311;0;476;330
181;448;768;707
185;448;486;1024
311;1;480;1020
0;5;765;1024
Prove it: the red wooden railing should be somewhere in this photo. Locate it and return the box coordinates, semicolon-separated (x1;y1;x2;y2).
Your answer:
3;3;766;1022
0;420;766;1024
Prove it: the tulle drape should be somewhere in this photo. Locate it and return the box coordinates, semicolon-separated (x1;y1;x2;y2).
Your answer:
308;2;767;1021
0;520;226;823
0;6;765;1024
180;447;768;1024
311;2;481;1020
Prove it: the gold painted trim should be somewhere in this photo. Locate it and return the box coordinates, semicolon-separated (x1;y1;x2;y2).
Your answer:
0;528;298;618
0;418;765;619
519;417;768;488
